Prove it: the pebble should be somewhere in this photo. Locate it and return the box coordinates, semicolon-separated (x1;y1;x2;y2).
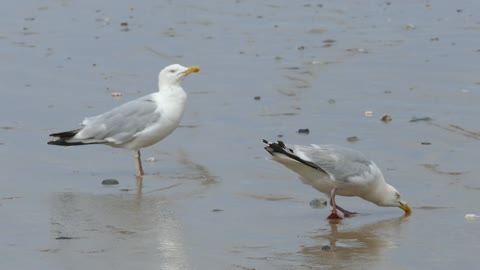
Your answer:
111;92;123;97
321;245;331;251
297;128;310;134
328;98;336;104
254;96;261;100
346;136;359;142
101;179;119;185
212;209;224;212
421;142;432;145
381;114;392;123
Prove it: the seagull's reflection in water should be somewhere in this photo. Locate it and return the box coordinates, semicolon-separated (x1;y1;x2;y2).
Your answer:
48;151;218;270
49;189;190;270
299;215;410;269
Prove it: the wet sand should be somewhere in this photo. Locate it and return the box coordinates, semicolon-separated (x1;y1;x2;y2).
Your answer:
1;1;480;269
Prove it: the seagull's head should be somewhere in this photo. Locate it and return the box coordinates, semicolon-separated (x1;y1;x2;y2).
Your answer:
159;64;200;87
378;184;411;216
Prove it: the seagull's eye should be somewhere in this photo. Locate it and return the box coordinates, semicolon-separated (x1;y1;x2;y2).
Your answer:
169;69;176;73
395;192;400;199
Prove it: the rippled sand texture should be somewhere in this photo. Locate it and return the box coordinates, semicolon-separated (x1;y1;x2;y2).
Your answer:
1;1;480;269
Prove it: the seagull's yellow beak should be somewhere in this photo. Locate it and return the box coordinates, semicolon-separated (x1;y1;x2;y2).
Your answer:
399;201;411;216
182;66;200;75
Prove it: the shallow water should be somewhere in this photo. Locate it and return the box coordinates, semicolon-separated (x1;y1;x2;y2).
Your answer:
1;1;480;269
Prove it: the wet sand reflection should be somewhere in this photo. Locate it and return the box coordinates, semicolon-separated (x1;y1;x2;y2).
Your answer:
48;191;190;269
299;216;409;269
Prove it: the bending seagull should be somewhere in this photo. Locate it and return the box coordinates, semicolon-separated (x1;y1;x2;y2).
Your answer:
48;64;200;177
263;140;411;219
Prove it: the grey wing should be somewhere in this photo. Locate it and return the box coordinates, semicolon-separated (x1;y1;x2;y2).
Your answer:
78;95;161;144
293;144;373;183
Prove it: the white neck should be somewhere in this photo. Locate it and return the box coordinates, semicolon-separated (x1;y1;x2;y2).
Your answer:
362;181;388;205
157;84;187;103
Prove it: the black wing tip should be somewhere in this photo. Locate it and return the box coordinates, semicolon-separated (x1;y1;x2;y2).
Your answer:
262;139;286;147
263;139;291;157
49;128;81;138
262;139;326;173
47;139;104;146
48;128;84;146
48;140;81;146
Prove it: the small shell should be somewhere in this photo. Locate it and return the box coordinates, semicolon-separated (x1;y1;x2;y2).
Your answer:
145;157;158;162
403;24;416;30
111;92;123;97
465;214;480;220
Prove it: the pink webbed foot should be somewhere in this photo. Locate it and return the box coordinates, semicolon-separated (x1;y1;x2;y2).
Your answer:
337;206;358;218
327;210;343;219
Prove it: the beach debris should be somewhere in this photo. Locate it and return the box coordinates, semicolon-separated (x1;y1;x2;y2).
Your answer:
381;114;392;123
409;116;432;122
145;157;158;162
347;48;368;54
297;128;310;134
55;236;74;240
309;198;328;209
422;164;465;176
321;245;332;251
465;214;480;220
120;22;129;31
403;24;417;30
101;179;119;185
346;136;360;142
364;111;373;117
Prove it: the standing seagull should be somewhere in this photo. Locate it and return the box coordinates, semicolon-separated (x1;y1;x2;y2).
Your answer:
48;64;200;177
263;140;411;219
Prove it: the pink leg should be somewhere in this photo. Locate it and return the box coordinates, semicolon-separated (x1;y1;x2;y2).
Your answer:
327;188;343;219
336;205;358;217
134;150;144;176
